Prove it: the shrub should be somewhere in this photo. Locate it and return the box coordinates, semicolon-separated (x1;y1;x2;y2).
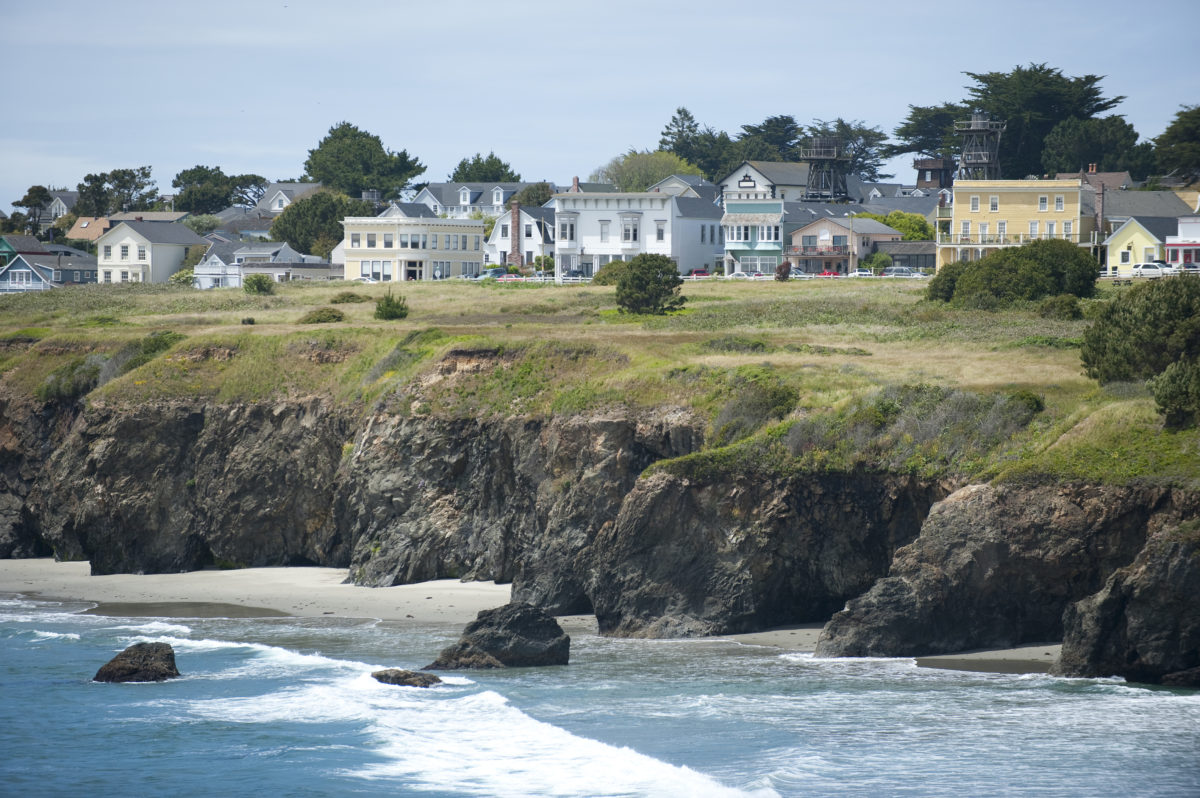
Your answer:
374;289;409;320
298;307;345;324
243;274;275;295
114;330;186;374
35;354;106;403
615;254;686;315
1081;275;1200;427
861;251;892;274
590;259;629;286
330;291;369;304
938;239;1099;308
1037;294;1082;320
925;261;964;302
168;268;195;287
241;317;255;325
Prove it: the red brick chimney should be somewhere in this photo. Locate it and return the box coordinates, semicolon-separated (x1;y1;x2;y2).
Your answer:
571;176;580;192
1088;163;1097;174
508;199;522;267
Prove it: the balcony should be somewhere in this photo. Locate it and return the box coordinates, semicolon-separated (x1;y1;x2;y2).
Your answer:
937;232;1080;246
787;245;850;256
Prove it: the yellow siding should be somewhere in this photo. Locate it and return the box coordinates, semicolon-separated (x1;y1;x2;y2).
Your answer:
1106;223;1164;276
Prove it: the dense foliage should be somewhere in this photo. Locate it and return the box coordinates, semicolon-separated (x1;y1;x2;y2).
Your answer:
590;150;701;192
590;259;629;286
243;274;275;295
928;239;1097;307
374;289;409;320
303;122;425;199
172;165;267;214
1155;105;1200;177
74;167;157;216
449;152;519;183
615;254;685;314
270;191;374;256
298;307;345;324
1081;276;1200;427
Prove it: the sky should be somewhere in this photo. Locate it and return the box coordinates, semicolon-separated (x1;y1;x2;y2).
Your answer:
3;0;1197;217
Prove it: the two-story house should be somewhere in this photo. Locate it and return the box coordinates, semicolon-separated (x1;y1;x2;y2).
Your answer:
551;188;724;278
412;182;553;219
0;251;97;292
193;241;328;288
93;221;207;283
717;161;811;203
787;216;902;275
341;213;487;281
720;199;863;275
1166;216;1200;268
936;179;1095;269
485;203;555;267
1101;217;1180;276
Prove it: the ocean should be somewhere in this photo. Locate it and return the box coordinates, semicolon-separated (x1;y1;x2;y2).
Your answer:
2;594;1198;797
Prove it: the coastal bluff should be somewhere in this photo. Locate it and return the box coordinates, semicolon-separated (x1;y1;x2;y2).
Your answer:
3;389;1198;686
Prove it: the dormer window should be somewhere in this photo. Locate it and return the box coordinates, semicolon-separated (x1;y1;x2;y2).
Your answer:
493;188;503;205
459;188;470;205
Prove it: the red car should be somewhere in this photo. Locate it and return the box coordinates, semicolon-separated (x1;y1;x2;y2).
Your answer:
817;270;840;278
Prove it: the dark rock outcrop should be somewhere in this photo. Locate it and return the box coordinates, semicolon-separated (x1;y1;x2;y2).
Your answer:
372;668;442;687
816;483;1199;658
27;399;353;574
1054;526;1200;687
424;602;569;669
0;393;62;558
93;642;180;682
587;470;945;637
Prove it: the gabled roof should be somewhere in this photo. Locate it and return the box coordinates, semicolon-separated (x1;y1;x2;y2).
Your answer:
675;196;724;219
24;252;97;270
201;241;240;265
65;216;109;241
254;182;322;214
1057;170;1134;192
378;202;437;218
49;190;78;210
44;243;92;258
418;182;547;206
722;161;812;188
875;240;936;255
1102;216;1182;245
781;201;860;222
791;216;901;236
1;234;50;253
1101;190;1193;219
105;221;207;246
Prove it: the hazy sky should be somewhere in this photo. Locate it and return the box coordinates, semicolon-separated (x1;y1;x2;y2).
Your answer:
3;0;1196;216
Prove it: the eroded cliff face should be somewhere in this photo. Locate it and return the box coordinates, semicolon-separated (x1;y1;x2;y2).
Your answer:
587;471;948;637
26;399;354;574
814;483;1200;658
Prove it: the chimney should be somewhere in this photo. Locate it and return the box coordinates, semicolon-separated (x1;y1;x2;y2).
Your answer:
572;176;580;192
1096;182;1105;235
1088;163;1097;174
508;199;522;267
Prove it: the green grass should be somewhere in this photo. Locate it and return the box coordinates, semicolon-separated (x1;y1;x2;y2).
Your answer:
0;278;1196;488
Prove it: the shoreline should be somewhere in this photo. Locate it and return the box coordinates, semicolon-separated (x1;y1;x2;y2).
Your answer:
1;558;1060;673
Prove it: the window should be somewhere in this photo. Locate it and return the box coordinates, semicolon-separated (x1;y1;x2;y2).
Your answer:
600;221;609;242
979;222;989;240
1120;250;1131;264
500;224;509;238
461;235;468;250
276;198;285;209
802;235;817;247
103;245;111;258
431;234;438;250
1064;221;1073;239
451;235;458;251
137;246;146;261
560;222;575;241
444;235;451;249
120;244;129;261
1046;221;1056;238
1054;195;1064;212
459;189;470;205
656;222;665;242
970;196;980;212
351;233;361;248
73;270;80;281
700;225;706;243
120;270;129;282
525;224;532;238
997;221;1007;239
758;226;780;242
103;270;112;283
382;261;392;280
474;236;480;251
989;196;999;212
421;234;428;249
366;233;376;248
1038;196;1048;212
727;226;750;242
53;270;62;282
384;234;393;248
960;220;971;238
400;234;409;248
494;189;504;205
1029;221;1039;238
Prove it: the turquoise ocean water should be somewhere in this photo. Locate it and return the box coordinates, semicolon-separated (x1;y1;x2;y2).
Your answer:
2;594;1199;797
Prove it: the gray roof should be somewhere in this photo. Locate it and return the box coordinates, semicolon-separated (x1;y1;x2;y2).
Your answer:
24;252;97;269
1107;216;1183;243
255;182;322;213
1;234;50;253
790;215;901;235
50;190;79;210
420;182;549;206
117;221;208;246
743;161;811;186
109;211;189;222
860;196;942;218
379;202;437;218
43;243;91;258
572;182;618;193
875;240;936;255
1100;190;1192;219
202;241;240;265
781;202;861;223
675;196;724;219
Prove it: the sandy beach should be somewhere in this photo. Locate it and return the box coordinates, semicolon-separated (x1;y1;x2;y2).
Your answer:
1;558;1059;673
0;558;512;624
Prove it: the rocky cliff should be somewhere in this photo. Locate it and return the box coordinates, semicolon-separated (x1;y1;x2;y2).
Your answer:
815;482;1200;658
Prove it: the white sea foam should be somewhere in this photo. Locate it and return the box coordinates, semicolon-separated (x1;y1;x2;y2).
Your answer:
114;620;192;636
32;630;81;641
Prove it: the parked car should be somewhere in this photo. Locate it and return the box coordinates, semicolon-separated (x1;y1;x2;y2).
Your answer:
726;271;750;279
351;276;378;284
687;268;710;278
881;266;919;278
474;266;509;281
1131;263;1169;279
750;271;775;280
847;269;874;278
816;270;840;278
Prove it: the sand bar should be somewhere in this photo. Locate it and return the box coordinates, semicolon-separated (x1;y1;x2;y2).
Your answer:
0;558;511;624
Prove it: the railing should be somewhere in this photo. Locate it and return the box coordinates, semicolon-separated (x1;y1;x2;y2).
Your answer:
937;232;1081;245
0;280;51;292
787;245;850;255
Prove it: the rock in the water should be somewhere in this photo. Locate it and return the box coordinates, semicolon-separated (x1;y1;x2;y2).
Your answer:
93;642;180;682
1054;526;1200;687
371;668;442;687
424;602;569;669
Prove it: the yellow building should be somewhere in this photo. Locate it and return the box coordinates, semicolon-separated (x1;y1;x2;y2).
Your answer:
936;179;1095;269
341;213;486;281
1101;217;1175;276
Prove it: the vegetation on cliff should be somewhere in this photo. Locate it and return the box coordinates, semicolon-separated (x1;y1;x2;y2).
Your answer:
1;276;1197;488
